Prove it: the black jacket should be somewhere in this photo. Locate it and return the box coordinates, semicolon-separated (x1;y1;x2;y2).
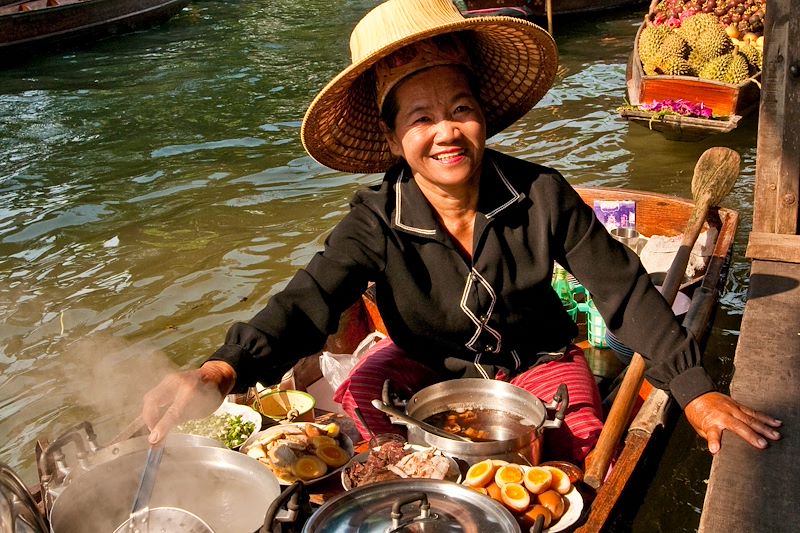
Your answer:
209;150;714;408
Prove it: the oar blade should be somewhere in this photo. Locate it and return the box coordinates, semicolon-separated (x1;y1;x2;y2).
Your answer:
691;147;741;205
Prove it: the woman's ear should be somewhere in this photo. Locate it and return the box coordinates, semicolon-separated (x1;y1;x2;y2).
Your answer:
380;120;403;158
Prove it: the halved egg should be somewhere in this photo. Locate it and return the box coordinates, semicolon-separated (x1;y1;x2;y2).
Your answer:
314;444;350;468
500;482;531;512
291;455;328;481
494;464;524;488
464;459;497;487
543;466;572;494
523;466;553;495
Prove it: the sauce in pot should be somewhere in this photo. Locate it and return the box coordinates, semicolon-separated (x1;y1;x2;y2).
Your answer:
424;408;536;442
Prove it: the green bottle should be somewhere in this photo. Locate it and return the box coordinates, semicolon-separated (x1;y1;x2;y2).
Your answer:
553;265;577;321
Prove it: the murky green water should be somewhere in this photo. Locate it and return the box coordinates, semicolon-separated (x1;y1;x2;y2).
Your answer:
0;2;758;530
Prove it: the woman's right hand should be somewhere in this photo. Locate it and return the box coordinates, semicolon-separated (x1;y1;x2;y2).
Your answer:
142;360;237;445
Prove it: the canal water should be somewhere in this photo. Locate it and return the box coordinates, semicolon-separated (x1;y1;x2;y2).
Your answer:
0;1;759;530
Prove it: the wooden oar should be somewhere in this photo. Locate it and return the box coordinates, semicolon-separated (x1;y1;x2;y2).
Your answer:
583;147;741;489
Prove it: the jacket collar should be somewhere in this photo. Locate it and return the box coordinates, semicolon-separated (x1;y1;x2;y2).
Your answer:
390;150;525;238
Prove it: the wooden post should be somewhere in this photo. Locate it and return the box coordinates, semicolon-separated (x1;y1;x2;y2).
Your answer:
749;0;800;262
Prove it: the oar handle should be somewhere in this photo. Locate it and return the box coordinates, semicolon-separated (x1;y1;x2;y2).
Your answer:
583;354;646;488
584;201;712;489
659;202;710;303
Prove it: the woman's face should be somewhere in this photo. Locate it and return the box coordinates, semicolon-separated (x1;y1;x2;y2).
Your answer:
382;65;486;193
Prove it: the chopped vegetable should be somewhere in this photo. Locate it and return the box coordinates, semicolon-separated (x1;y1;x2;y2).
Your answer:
176;413;256;448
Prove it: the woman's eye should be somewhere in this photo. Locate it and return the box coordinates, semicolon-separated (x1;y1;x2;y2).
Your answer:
454;105;473;114
412;115;431;124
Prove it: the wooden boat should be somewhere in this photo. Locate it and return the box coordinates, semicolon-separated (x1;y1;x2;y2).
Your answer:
0;0;190;65
280;186;739;530
21;187;737;530
620;17;761;141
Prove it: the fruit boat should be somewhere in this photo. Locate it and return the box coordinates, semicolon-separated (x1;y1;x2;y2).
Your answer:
620;0;764;140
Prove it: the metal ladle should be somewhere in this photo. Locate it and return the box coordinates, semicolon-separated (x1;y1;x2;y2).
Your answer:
371;399;473;443
114;444;214;533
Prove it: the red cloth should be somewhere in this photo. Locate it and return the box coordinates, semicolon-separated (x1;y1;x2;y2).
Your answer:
334;338;604;463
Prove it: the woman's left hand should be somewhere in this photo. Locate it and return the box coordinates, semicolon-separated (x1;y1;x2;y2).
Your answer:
684;391;782;454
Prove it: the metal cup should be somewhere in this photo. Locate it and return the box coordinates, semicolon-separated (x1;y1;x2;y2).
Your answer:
610;227;641;253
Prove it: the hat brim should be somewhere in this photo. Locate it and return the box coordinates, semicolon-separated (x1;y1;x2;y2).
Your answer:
301;16;558;174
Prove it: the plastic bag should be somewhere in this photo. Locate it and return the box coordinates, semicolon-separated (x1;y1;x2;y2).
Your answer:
319;331;386;391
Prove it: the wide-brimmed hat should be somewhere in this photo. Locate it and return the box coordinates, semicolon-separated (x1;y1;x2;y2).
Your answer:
301;0;558;174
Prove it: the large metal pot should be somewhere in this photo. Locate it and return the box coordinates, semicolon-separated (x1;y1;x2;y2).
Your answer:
48;440;281;533
391;378;568;466
262;478;522;533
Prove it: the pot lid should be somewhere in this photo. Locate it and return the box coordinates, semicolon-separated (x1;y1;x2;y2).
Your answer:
303;478;521;533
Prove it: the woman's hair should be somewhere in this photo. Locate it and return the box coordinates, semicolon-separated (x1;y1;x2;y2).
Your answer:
379;64;483;130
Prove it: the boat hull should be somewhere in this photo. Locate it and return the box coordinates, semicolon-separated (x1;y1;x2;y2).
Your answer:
0;0;189;63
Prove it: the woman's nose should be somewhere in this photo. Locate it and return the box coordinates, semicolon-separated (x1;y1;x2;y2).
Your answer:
434;119;461;141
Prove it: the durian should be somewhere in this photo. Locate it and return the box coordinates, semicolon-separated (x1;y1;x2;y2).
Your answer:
698;54;733;82
739;42;762;71
660;32;690;60
638;24;673;66
693;26;734;62
724;50;750;84
677;13;723;48
659;57;696;77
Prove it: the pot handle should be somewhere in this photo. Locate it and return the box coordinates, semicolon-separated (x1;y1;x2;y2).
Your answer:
541;383;569;430
259;480;310;533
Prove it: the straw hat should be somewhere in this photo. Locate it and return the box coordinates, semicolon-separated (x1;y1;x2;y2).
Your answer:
301;0;558;174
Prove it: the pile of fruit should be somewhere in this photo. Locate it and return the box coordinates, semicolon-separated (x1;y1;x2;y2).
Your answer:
638;1;765;83
463;460;573;529
244;422;351;483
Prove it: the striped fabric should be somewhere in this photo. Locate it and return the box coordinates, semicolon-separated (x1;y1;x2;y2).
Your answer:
334;338;604;463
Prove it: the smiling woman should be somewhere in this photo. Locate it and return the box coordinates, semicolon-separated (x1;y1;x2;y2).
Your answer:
0;0;766;529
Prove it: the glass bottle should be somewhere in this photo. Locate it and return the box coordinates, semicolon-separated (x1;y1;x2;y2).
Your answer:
552;265;577;320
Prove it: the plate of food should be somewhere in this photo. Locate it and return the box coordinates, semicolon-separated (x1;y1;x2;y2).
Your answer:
174;401;261;449
461;460;583;532
341;440;461;490
240;421;354;485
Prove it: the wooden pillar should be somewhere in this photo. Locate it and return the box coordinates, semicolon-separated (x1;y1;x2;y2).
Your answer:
747;0;800;263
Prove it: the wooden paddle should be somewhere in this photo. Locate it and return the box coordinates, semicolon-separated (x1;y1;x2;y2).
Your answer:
583;147;741;489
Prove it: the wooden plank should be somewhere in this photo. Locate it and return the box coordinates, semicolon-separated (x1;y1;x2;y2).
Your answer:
699;260;800;532
746;232;800;263
752;0;800;235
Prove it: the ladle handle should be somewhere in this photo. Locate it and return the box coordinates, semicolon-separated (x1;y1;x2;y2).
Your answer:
129;444;165;522
370;399;472;443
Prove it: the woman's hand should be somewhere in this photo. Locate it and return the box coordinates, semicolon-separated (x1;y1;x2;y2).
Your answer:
684;391;782;454
142;360;237;445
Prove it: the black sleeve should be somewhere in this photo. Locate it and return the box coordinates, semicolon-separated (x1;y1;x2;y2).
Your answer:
550;175;715;408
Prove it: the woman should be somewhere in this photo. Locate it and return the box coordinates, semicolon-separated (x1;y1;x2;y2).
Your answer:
143;0;780;462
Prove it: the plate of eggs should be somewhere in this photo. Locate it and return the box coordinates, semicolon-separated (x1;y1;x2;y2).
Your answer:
462;459;583;532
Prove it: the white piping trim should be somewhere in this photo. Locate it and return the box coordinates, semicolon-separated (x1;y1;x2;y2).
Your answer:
484;159;525;219
460;269;502;353
473;353;492;380
393;174;437;236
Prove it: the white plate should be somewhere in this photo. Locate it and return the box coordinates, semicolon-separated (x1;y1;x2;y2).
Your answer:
341;444;462;491
215;401;263;434
241;422;354;486
544;486;583;533
174;401;262;449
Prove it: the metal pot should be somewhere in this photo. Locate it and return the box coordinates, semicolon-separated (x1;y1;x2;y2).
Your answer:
390;378;568;466
262;478;522;533
48;440;281;533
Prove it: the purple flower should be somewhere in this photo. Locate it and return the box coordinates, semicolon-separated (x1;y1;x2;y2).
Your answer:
639;99;714;119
